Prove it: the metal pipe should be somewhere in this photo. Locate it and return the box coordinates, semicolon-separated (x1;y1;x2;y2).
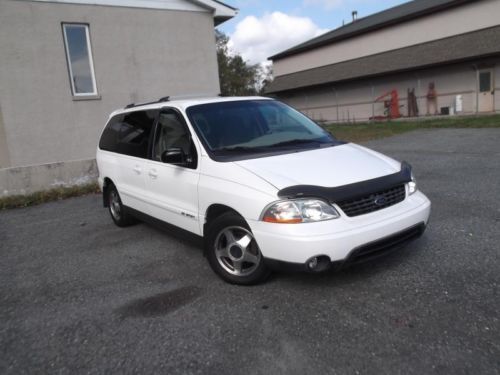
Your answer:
473;64;479;114
332;87;339;123
371;84;375;121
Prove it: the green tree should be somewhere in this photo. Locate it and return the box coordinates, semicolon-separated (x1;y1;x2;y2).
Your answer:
216;30;260;96
258;64;274;95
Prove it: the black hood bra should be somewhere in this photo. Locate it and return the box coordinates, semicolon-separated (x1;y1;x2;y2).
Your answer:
278;161;412;203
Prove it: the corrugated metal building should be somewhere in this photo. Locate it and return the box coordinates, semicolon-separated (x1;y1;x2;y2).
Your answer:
266;0;500;122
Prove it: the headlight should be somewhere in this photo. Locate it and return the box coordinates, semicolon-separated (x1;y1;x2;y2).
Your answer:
408;173;417;195
261;199;340;224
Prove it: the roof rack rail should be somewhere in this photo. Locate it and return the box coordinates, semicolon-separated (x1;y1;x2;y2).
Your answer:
123;93;221;110
124;95;170;109
168;93;219;100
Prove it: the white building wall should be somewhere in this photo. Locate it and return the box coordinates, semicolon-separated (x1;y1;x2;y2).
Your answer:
0;0;221;169
274;0;500;77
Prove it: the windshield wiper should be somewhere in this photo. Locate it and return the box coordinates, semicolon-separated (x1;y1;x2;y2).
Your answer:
267;139;323;148
216;146;264;152
216;139;334;153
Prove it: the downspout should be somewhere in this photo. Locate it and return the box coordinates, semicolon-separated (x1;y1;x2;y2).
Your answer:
0;104;11;169
473;64;479;114
415;73;421;117
305;94;309;118
371;84;375;121
333;87;339;123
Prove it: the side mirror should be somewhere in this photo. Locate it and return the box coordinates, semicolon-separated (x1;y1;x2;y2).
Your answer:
161;148;186;166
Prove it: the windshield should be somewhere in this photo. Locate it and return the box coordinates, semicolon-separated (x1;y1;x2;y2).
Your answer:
186;100;337;159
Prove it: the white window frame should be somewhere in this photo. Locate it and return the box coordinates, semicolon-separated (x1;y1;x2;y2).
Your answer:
62;23;98;97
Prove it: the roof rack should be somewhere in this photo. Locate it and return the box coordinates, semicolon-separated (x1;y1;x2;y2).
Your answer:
124;96;170;109
123;93;222;109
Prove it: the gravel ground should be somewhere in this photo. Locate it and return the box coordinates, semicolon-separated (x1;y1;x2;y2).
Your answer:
1;128;499;375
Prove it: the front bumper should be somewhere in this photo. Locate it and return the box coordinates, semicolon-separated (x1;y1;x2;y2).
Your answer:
248;190;431;266
264;222;426;272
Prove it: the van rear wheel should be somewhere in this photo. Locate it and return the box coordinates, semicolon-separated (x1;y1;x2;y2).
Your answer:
205;212;270;285
107;185;136;227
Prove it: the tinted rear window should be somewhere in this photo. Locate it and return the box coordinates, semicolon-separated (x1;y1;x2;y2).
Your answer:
99;114;122;153
99;110;157;158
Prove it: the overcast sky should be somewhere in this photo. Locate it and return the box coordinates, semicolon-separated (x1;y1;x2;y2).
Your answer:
218;0;408;66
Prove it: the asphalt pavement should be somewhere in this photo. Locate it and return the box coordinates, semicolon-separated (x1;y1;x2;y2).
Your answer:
1;128;499;374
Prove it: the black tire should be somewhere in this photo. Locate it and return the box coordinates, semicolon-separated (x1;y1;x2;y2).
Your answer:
205;212;271;285
106;184;137;227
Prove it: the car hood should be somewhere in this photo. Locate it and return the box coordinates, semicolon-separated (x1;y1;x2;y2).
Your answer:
234;143;401;190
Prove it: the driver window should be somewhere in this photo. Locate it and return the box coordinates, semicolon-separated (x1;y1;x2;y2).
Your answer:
154;110;196;167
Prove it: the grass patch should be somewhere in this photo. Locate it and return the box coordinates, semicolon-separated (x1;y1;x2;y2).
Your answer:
323;114;500;143
0;182;100;210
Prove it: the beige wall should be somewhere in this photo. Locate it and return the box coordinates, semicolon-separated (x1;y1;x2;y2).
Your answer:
279;62;497;123
0;0;221;169
274;0;500;77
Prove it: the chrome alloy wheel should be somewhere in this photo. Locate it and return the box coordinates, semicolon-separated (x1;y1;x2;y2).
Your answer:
109;189;122;221
214;226;262;276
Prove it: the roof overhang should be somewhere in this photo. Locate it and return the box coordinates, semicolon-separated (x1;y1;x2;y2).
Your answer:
266;26;500;94
190;0;238;25
24;0;237;25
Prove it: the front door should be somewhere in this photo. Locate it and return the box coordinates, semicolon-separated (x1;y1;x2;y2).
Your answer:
144;108;201;235
478;69;494;112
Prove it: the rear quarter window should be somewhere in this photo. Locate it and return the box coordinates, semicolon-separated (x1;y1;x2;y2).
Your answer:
99;114;122;153
98;110;157;158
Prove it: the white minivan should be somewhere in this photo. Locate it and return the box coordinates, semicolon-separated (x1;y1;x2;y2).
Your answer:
96;96;431;284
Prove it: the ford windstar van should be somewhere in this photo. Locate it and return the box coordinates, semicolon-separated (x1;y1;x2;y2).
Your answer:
96;96;431;285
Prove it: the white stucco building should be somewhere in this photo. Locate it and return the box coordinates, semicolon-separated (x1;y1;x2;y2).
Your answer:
0;0;236;196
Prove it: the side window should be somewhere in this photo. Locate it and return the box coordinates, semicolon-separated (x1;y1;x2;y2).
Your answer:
99;114;123;152
154;110;197;168
117;110;157;158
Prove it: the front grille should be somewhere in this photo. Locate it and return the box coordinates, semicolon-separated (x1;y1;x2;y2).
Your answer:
346;223;425;264
337;184;406;217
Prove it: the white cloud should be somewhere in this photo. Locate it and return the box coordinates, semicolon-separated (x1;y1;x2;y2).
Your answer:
228;12;329;65
303;0;343;10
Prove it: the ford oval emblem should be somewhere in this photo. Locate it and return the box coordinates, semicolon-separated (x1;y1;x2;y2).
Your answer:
374;196;387;206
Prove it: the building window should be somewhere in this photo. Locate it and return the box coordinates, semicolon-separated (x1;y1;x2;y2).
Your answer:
479;71;492;93
62;23;98;97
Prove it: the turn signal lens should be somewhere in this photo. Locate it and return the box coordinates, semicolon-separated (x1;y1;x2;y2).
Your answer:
262;199;340;224
409;173;417;195
262;201;302;223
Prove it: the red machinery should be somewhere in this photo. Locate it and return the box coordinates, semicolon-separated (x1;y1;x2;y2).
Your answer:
374;90;402;119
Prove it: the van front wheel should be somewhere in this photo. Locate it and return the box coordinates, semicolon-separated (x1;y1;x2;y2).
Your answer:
205;212;270;285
